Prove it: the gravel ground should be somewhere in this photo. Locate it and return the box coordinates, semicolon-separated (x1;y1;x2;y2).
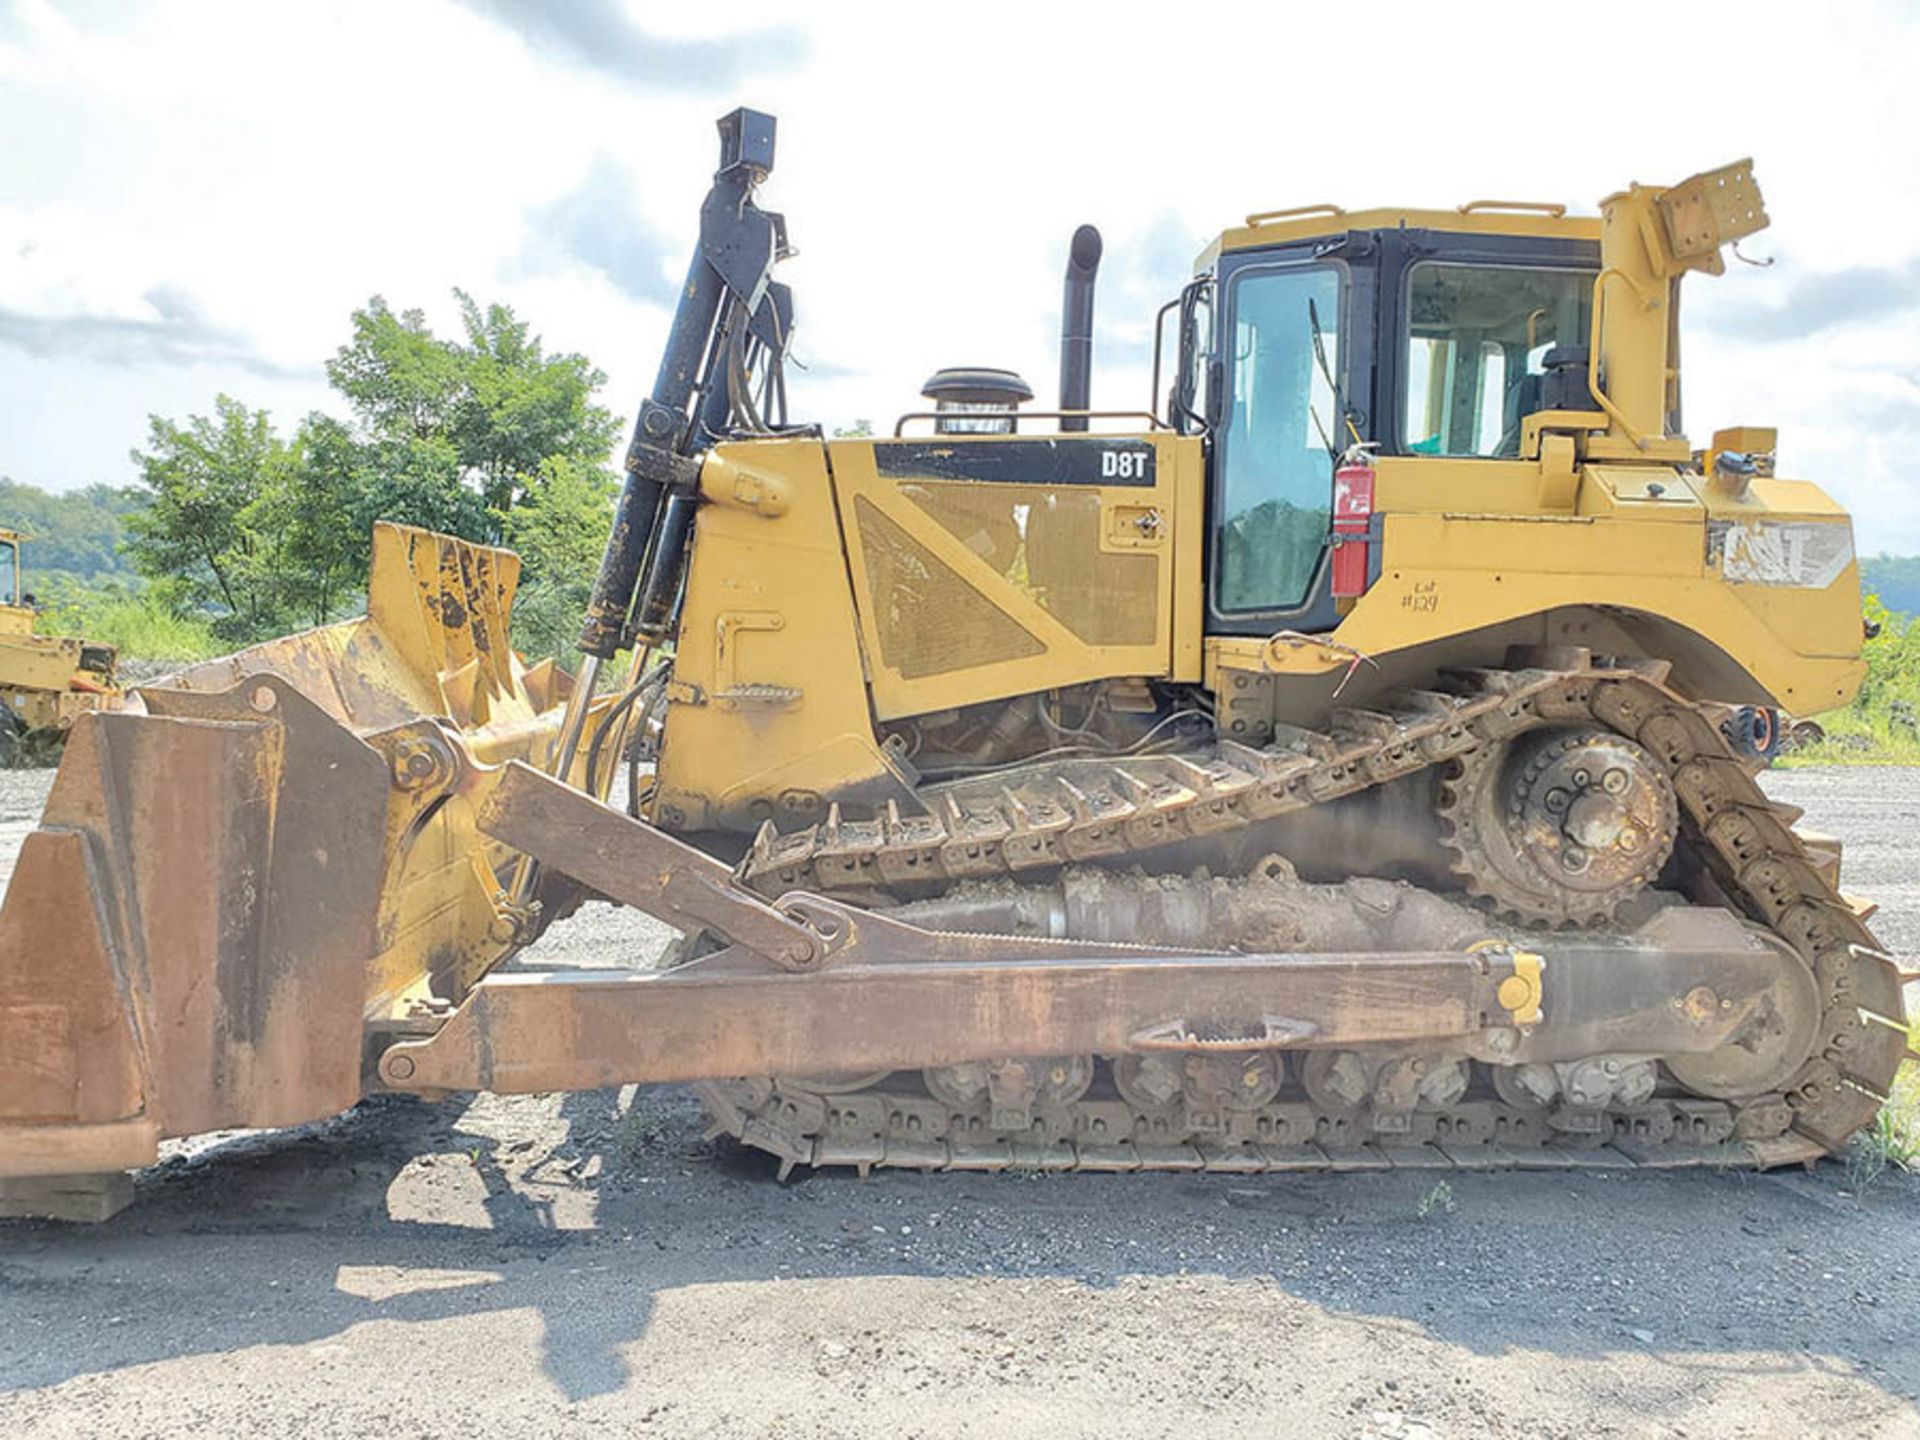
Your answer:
1;764;1918;1438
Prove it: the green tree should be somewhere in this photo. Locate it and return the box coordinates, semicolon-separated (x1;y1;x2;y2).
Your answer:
500;453;619;662
325;297;465;441
118;293;622;652
326;291;619;534
1855;593;1920;714
279;414;376;625
352;433;490;543
454;293;619;517
125;396;305;640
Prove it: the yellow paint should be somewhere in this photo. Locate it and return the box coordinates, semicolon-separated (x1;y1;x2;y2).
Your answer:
1212;490;1864;710
1495;952;1545;1026
1211;205;1601;262
1168;436;1207;683
654;431;1213;828
831;434;1189;721
649;159;1863;836
655;442;899;833
159;524;596;1021
0;528;121;733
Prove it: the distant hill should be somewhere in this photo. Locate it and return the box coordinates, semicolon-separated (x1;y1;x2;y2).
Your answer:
1861;556;1920;617
0;477;145;582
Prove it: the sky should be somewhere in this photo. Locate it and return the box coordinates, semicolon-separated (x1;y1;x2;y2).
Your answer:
2;1;1919;547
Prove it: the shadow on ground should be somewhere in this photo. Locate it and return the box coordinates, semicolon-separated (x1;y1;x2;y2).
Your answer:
3;1084;1917;1426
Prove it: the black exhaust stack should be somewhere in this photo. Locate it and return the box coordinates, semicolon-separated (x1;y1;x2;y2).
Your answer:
1058;223;1102;432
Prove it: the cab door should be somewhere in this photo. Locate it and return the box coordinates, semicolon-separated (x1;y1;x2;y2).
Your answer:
1209;259;1346;628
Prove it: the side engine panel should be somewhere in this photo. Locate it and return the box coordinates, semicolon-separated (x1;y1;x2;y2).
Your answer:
833;433;1202;719
654;432;1206;834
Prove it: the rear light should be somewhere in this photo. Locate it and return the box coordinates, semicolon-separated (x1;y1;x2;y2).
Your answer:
1331;454;1375;598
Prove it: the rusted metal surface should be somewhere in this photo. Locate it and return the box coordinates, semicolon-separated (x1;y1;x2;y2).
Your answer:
372;905;1789;1098
0;525;573;1183
0;819;151;1172
1440;726;1680;924
136;679;390;1123
477;760;828;970
378;950;1492;1096
0;683;388;1178
893;871;1819;1081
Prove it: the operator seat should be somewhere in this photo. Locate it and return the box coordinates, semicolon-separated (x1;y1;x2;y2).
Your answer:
1494;369;1543;458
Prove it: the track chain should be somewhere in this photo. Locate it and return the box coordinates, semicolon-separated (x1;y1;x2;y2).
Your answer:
718;665;1909;1173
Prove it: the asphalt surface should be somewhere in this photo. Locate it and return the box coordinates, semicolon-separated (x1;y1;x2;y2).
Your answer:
1;764;1917;1438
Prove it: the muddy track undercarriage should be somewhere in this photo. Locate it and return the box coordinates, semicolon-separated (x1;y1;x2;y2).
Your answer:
701;660;1912;1176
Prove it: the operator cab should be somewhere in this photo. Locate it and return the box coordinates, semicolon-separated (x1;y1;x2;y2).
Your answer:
1167;205;1603;636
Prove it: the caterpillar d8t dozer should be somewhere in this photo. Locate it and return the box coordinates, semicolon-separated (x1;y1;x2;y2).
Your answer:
2;110;1912;1218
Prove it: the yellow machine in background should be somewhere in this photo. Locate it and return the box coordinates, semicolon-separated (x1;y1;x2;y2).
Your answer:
0;113;1910;1219
0;528;120;762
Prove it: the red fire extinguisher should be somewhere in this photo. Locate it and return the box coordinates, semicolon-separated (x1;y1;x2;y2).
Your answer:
1331;445;1377;599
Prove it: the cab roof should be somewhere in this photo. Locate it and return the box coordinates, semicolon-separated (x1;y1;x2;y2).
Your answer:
1203;204;1602;267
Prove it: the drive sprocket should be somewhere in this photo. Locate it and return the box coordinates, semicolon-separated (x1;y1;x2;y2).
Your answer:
1438;725;1679;926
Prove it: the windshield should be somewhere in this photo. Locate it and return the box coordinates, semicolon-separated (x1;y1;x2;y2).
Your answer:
0;542;16;608
1214;264;1341;613
1403;262;1593;457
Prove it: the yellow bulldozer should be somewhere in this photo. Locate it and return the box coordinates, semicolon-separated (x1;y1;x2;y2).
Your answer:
1;110;1912;1220
0;527;120;765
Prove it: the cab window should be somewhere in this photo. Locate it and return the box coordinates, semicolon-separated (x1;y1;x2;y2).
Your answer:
1215;264;1341;613
0;543;16;608
1403;263;1592;458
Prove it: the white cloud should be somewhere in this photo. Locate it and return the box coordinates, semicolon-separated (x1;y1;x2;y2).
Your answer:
0;0;1917;546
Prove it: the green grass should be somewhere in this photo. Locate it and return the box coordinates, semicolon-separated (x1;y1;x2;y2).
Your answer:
1876;1063;1920;1165
1776;707;1920;768
1766;695;1920;771
35;569;618;676
1849;1062;1920;1190
1416;1179;1457;1217
1773;590;1920;766
1779;745;1920;768
44;594;224;664
33;573;226;666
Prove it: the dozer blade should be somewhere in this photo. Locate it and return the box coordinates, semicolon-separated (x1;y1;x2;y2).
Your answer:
0;525;581;1184
0;678;386;1176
